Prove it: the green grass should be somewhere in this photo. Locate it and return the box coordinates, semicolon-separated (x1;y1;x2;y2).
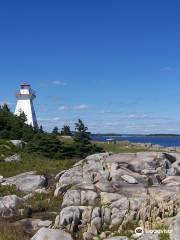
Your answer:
0;221;29;240
59;136;147;154
58;135;74;144
0;140;151;178
118;220;139;238
27;191;62;213
160;232;170;240
0;152;78;177
0;185;24;197
95;141;148;153
156;225;170;240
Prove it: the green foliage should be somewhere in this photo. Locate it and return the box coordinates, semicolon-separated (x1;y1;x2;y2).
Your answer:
25;120;103;159
0;140;18;161
26;133;63;158
0;152;77;177
39;125;44;133
1;104;10;112
52;126;59;135
0;185;23;197
156;225;170;240
61;125;72;136
112;220;139;238
95;141;149;153
27;192;62;212
0;104;103;158
160;233;170;240
73;119;103;157
74;119;91;144
0;104;35;141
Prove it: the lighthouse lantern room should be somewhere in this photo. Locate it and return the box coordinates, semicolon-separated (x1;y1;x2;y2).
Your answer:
15;83;38;128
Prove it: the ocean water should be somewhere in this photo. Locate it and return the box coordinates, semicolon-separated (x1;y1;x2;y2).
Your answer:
91;135;180;147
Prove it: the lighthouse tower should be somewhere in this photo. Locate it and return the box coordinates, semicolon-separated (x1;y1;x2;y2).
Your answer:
15;83;38;128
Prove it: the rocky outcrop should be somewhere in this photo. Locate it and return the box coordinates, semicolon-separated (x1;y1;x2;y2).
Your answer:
51;152;180;239
31;227;73;240
4;152;180;239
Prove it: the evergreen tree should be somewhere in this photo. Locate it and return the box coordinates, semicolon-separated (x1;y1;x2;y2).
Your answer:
52;126;59;135
39;125;44;133
73;119;92;157
61;125;72;136
19;111;27;123
74;119;91;144
26;133;62;158
73;119;103;157
0;104;103;158
2;104;10;112
0;104;35;141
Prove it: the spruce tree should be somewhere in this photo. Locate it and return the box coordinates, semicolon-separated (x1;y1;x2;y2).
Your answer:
52;126;59;135
73;119;92;157
61;125;72;136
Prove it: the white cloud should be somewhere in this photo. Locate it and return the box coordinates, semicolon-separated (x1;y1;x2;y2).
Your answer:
59;106;69;111
58;104;89;111
52;81;67;86
74;104;89;110
52;117;61;121
127;113;148;119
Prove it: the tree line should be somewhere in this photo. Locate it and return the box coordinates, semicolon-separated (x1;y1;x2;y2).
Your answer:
0;104;102;158
52;125;72;136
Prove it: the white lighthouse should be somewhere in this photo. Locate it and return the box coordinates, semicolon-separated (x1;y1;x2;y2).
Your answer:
15;83;38;128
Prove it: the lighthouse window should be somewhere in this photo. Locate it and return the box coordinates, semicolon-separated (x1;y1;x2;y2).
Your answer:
21;86;29;89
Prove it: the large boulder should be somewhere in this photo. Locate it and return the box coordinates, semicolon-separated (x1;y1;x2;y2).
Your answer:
31;227;73;240
62;189;98;207
0;195;24;216
4;154;21;162
138;233;159;240
169;212;180;240
2;171;46;193
9;140;25;148
55;206;81;233
86;152;110;161
162;176;180;186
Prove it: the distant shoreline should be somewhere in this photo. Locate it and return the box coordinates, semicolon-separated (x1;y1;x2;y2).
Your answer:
146;134;180;137
92;133;180;137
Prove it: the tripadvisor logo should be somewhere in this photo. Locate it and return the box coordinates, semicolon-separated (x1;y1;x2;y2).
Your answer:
135;227;171;236
135;227;144;237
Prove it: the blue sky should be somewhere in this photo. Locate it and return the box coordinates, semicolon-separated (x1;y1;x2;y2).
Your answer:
1;0;180;133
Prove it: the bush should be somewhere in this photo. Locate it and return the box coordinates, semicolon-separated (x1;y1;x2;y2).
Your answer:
26;133;63;158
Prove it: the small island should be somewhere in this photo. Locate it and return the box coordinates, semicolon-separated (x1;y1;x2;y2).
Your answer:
146;134;180;137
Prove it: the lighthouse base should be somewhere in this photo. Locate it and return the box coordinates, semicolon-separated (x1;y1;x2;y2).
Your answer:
15;99;38;128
